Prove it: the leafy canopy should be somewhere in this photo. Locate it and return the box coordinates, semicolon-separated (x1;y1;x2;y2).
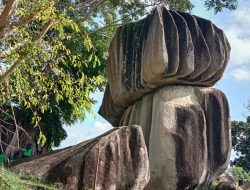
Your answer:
231;116;250;172
226;166;250;182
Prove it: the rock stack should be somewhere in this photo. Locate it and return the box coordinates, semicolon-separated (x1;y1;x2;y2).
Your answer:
99;6;231;190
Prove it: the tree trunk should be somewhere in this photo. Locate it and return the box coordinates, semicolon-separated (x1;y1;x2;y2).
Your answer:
5;130;17;158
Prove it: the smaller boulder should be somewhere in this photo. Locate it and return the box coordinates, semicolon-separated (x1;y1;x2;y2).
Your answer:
216;174;238;190
216;182;237;190
12;125;150;190
240;182;250;190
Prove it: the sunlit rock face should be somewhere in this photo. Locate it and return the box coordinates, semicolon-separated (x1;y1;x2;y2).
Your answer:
106;6;230;108
99;5;231;190
120;86;231;189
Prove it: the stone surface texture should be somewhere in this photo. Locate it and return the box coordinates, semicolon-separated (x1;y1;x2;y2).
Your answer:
216;174;238;190
240;183;250;190
106;6;230;108
99;85;126;127
120;86;231;189
12;126;150;190
98;5;232;190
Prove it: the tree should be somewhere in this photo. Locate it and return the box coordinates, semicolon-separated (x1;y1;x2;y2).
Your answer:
231;116;250;172
0;0;239;151
0;0;104;151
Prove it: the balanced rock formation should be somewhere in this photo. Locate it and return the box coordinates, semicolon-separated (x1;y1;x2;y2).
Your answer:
99;5;231;190
10;5;231;190
121;86;231;189
13;125;150;190
106;6;230;108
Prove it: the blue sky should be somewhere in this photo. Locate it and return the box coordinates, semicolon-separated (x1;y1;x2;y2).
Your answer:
192;0;250;121
59;0;250;161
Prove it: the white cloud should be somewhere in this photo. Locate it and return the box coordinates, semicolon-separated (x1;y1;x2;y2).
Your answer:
226;30;250;65
216;0;250;66
231;67;250;81
90;121;112;136
230;3;250;28
93;121;111;130
58;120;112;148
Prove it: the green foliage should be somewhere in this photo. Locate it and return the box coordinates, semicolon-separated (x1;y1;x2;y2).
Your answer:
204;0;238;13
226;166;250;182
0;167;58;190
163;0;194;12
201;166;250;190
231;116;250;172
0;0;104;148
12;103;67;148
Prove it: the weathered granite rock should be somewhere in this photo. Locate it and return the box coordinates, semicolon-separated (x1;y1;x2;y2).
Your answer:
119;86;231;189
216;174;238;190
216;182;237;190
12;125;150;190
240;182;250;190
99;84;126;127
107;6;230;107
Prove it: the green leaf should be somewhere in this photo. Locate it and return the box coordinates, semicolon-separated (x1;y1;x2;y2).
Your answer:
83;21;88;28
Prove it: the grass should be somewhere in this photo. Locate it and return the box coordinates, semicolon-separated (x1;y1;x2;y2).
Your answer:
0;167;58;190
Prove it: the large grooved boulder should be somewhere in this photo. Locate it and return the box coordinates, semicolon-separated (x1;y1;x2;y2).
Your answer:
107;6;230;108
119;86;231;189
12;125;150;190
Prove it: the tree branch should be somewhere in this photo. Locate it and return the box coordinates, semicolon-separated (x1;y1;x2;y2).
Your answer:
0;118;14;126
0;15;36;40
89;2;163;35
35;20;54;41
10;103;19;149
0;106;13;119
0;124;15;134
75;0;97;10
89;21;121;35
1;139;15;150
0;53;26;83
0;0;18;29
0;20;54;83
11;13;35;28
81;0;105;21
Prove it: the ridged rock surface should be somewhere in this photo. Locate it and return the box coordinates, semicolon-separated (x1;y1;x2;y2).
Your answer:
107;6;230;107
99;84;126;127
119;86;231;189
12;126;150;190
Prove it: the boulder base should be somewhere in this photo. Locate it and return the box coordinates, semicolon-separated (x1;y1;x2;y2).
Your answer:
120;86;231;189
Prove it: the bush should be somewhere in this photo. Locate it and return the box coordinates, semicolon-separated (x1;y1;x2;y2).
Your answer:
226;166;250;182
